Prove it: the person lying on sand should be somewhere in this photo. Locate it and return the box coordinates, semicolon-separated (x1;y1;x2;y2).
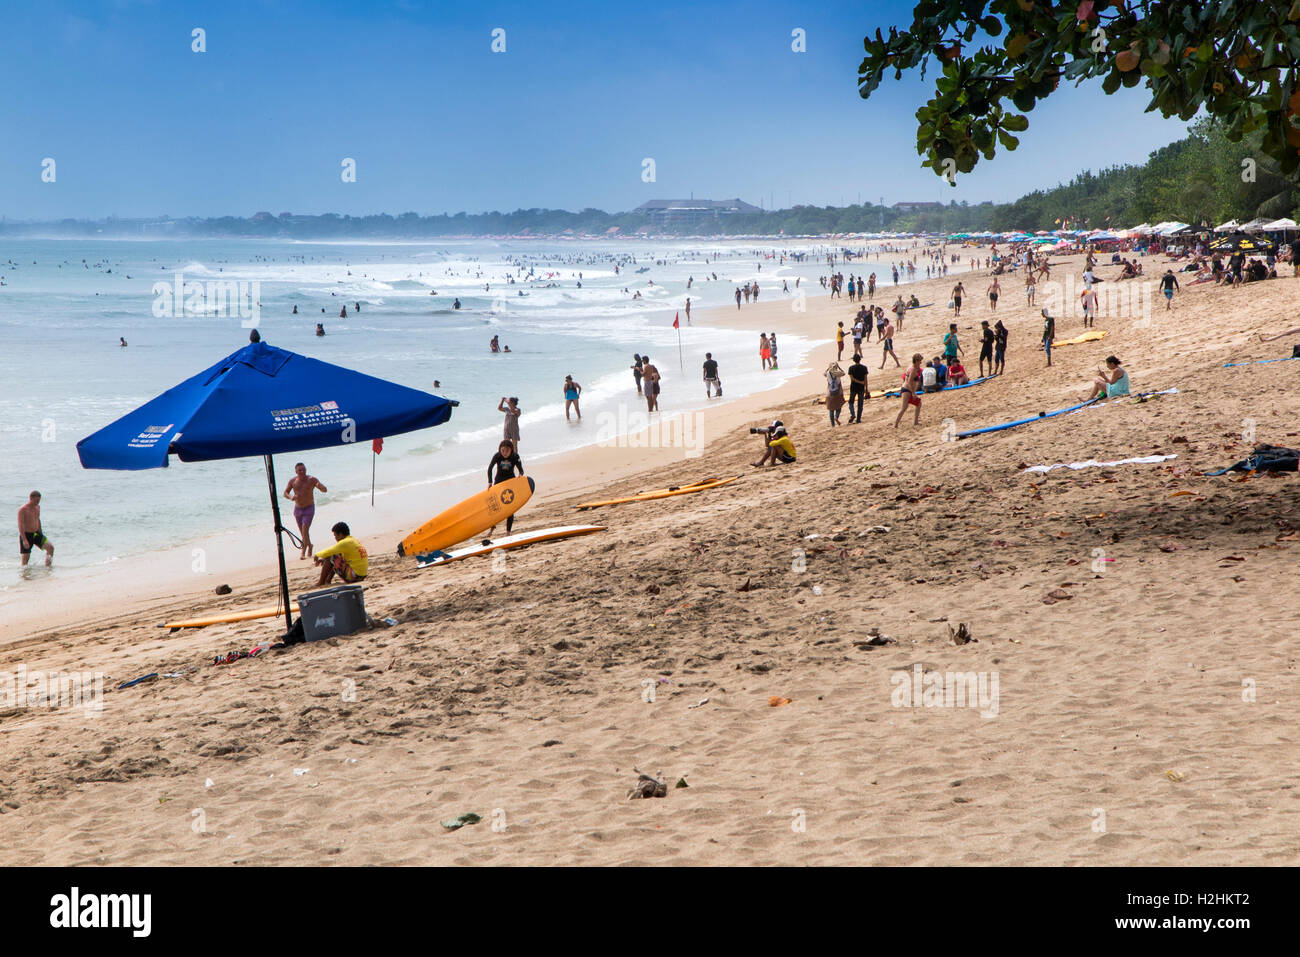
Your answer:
313;522;368;586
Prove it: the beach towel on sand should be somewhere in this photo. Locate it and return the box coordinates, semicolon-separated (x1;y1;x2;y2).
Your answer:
1022;454;1177;474
1204;444;1300;476
1052;330;1109;347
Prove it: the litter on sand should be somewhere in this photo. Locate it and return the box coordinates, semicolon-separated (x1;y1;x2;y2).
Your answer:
769;696;793;707
118;673;158;690
1022;454;1177;474
627;769;667;800
441;812;483;829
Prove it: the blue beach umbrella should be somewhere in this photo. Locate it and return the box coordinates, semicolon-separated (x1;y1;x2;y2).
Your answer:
77;341;457;630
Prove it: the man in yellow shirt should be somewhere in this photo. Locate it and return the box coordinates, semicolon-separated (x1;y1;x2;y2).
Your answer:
313;522;368;586
751;421;797;467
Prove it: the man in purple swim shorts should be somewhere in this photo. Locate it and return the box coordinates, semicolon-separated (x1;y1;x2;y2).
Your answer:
283;462;327;559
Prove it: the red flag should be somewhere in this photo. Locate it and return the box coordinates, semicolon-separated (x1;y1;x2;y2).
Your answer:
372;437;384;454
673;312;680;329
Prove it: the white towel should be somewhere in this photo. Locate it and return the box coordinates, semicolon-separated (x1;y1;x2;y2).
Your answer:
1022;454;1177;474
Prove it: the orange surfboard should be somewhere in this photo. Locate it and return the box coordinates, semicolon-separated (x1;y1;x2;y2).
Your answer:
397;475;534;557
161;603;299;630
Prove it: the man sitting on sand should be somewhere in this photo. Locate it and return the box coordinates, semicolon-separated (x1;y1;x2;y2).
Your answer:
751;422;797;467
313;522;368;586
17;491;53;567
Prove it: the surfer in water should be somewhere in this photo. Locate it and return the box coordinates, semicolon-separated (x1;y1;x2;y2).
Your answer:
486;439;525;539
284;463;327;559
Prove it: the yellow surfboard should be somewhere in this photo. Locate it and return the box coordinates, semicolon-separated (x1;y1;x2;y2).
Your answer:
162;603;299;630
1054;330;1109;347
574;476;738;510
398;475;534;557
417;525;606;569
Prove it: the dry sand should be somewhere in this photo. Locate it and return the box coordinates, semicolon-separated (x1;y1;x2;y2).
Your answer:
3;248;1298;865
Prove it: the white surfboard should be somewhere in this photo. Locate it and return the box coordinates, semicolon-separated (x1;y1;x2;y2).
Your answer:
415;524;606;569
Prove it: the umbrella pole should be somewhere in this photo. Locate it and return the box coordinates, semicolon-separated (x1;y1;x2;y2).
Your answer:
264;454;294;633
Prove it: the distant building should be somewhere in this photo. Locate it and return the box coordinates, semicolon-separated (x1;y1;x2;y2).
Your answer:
635;198;763;227
892;202;943;212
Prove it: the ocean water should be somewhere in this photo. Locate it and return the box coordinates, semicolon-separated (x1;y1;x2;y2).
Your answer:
2;236;923;604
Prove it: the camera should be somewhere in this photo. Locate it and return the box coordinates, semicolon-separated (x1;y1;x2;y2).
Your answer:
749;427;770;435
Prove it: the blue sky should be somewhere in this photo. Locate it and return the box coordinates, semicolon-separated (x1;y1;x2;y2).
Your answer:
0;0;1191;219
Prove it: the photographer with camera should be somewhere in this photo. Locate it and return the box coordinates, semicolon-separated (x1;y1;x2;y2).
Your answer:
750;420;797;467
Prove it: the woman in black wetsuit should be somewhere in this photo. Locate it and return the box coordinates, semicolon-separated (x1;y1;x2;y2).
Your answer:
486;439;524;538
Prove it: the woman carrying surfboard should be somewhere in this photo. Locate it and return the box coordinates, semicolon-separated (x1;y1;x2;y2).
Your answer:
487;440;525;537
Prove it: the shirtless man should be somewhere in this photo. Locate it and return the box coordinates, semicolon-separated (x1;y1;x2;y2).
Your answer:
283;463;327;558
18;491;53;567
879;317;900;369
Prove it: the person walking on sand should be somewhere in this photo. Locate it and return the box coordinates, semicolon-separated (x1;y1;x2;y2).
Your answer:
1160;268;1180;310
703;352;722;398
868;273;876;299
978;320;995;378
847;353;869;423
1025;270;1036;307
735;287;742;309
641;356;661;412
1081;285;1099;328
894;354;924;428
283;462;328;559
486;439;525;538
994;320;1008;375
987;277;1000;312
892;295;907;333
1041;308;1056;367
825;361;846;426
499;396;522;446
759;333;771;370
943;323;964;364
17;491;53;567
836;321;846;360
768;333;778;369
563;375;582;421
880;317;900;369
951;281;965;317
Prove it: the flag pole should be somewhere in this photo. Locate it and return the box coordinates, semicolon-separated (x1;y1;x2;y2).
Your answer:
371;450;376;506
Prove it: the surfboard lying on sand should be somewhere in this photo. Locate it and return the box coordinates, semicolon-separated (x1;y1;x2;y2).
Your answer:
1053;330;1109;347
398;475;534;557
161;603;299;630
874;375;994;399
956;398;1101;439
416;524;606;568
573;476;738;510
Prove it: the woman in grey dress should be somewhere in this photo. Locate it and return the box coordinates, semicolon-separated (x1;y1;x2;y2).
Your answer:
498;396;521;446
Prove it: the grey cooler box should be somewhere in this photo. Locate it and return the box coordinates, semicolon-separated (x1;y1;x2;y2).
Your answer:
296;584;367;641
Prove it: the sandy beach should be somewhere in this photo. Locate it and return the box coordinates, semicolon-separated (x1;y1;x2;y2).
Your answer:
4;248;1299;866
